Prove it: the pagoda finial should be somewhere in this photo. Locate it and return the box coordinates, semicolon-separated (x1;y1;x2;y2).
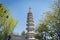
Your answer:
29;7;32;13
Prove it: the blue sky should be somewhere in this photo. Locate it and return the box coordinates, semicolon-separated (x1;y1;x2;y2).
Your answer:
0;0;54;35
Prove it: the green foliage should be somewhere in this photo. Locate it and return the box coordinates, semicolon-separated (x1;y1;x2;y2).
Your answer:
35;23;49;40
21;31;25;36
0;4;18;40
35;0;60;40
35;34;43;40
37;24;49;33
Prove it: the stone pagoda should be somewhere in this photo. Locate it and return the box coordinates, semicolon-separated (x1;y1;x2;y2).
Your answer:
26;8;36;40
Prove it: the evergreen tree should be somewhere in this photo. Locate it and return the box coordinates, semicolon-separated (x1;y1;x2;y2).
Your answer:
21;31;25;36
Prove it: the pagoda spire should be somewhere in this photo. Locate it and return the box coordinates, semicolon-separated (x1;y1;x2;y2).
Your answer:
29;7;32;13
